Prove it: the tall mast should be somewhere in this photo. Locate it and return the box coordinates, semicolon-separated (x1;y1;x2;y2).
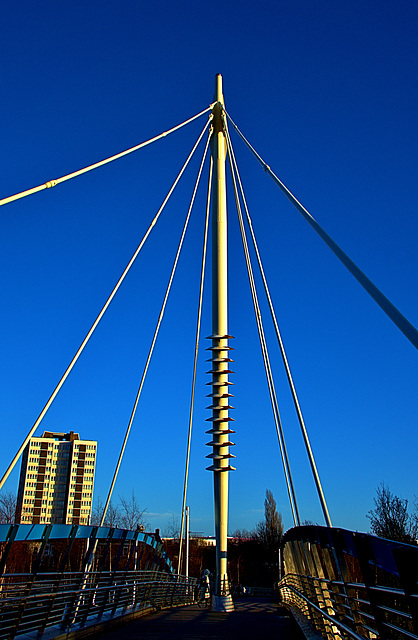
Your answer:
207;73;235;611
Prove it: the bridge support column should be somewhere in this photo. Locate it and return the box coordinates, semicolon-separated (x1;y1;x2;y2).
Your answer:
207;73;234;613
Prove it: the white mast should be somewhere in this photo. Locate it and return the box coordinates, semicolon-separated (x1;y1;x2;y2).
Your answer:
207;73;235;612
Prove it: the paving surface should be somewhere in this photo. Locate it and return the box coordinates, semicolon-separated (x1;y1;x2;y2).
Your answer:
95;598;306;640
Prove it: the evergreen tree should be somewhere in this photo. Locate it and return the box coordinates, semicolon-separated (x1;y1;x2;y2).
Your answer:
256;489;283;550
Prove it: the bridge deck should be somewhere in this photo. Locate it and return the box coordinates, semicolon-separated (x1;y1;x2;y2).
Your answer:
93;598;306;640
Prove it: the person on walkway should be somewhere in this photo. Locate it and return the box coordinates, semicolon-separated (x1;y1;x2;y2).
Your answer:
199;569;211;603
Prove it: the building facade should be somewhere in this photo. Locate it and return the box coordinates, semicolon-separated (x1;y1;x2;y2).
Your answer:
15;431;97;525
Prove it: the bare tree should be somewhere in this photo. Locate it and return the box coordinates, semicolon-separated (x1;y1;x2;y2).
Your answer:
91;496;121;527
163;513;180;539
105;501;122;527
231;529;254;541
119;490;147;530
0;490;17;524
90;496;104;526
367;483;418;544
92;491;147;530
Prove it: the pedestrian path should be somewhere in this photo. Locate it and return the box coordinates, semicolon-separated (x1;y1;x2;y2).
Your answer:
94;598;306;640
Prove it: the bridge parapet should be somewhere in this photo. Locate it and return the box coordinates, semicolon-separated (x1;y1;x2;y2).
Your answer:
278;525;418;640
0;523;195;640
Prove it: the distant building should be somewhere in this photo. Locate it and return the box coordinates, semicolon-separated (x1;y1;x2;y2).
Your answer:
162;535;218;546
15;431;97;525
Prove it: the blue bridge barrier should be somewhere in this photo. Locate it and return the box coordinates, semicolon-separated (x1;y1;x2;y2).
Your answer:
1;523;418;640
0;523;196;640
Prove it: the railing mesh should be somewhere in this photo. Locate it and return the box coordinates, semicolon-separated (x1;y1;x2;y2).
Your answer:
0;523;197;639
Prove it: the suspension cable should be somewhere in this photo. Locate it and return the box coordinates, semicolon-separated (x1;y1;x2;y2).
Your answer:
178;155;213;574
0;118;211;493
225;121;300;527
101;131;212;526
225;110;418;351
233;157;331;527
225;117;332;527
0;106;212;207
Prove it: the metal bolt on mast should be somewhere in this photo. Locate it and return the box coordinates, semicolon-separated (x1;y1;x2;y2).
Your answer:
206;73;235;612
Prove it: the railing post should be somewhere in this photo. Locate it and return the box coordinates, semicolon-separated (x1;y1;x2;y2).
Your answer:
12;524;53;640
98;529;128;618
351;533;389;640
392;546;418;635
328;529;365;638
0;524;19;578
60;526;99;630
77;527;116;627
38;524;79;636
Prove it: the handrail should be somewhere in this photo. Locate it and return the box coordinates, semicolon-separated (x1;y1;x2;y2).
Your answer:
0;571;197;639
285;583;366;640
278;525;418;640
0;523;197;639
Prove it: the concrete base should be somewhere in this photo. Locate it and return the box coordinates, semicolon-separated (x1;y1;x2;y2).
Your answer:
211;593;234;612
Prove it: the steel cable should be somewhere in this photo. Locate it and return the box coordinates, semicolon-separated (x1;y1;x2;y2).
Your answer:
178;153;213;575
101;128;212;525
225;121;300;527
225;110;418;352
0;118;211;492
225;114;331;527
0;107;212;207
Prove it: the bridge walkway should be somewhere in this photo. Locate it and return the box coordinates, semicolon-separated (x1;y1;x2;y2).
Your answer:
93;598;307;640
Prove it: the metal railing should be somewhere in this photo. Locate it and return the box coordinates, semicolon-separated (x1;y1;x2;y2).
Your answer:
278;525;418;640
0;523;197;639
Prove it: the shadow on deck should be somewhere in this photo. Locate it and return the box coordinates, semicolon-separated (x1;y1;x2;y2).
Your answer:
89;598;307;640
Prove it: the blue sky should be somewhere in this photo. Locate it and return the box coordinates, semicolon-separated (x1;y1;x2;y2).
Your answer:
0;0;417;536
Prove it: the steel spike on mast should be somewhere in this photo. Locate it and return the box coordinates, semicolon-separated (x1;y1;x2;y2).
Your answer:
206;74;235;612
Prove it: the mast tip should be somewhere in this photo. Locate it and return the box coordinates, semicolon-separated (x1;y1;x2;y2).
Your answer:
214;74;223;103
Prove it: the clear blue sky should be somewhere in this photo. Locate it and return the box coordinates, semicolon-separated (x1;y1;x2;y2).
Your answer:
1;0;417;536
